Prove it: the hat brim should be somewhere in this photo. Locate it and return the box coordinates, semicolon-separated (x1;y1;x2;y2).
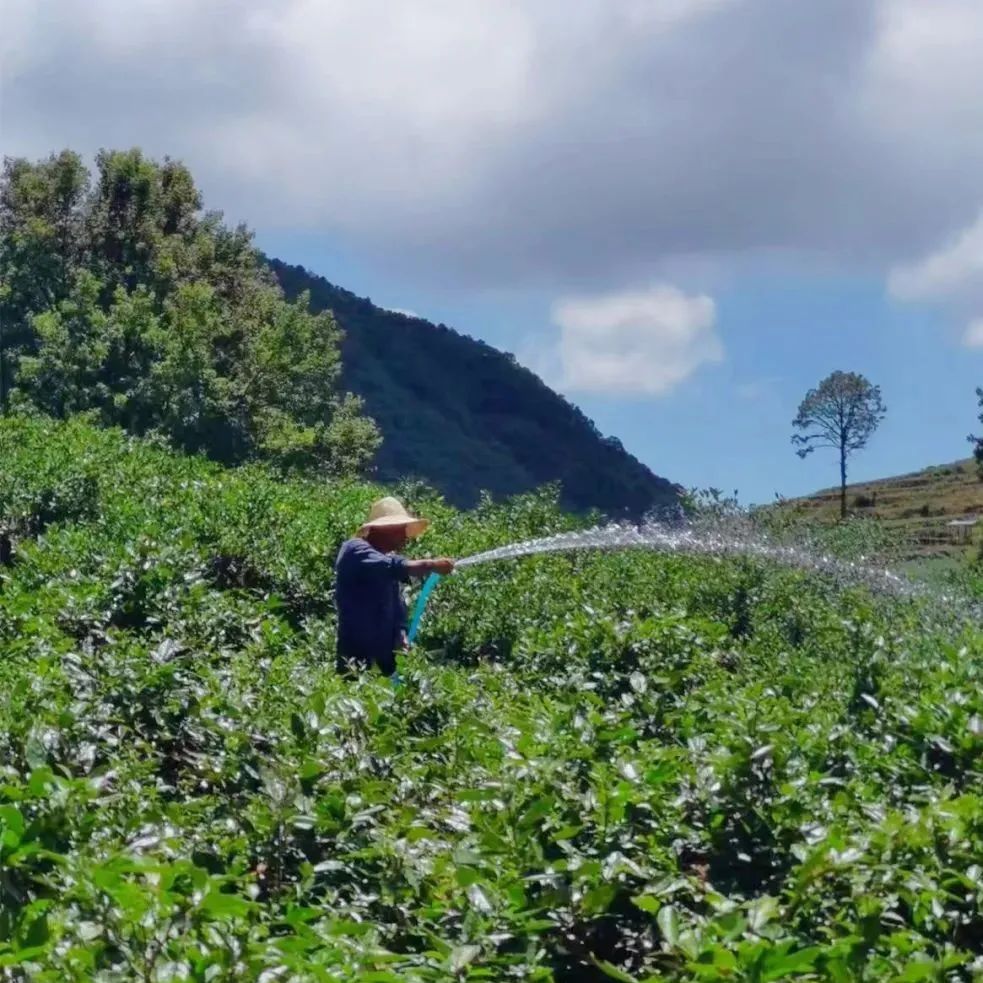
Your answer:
359;515;429;539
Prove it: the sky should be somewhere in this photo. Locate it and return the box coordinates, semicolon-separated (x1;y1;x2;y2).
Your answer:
2;0;982;503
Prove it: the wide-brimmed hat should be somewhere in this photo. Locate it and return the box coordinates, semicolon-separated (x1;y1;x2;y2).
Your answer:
359;497;429;539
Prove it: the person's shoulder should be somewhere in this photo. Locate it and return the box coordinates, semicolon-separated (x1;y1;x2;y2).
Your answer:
336;537;362;559
337;537;373;560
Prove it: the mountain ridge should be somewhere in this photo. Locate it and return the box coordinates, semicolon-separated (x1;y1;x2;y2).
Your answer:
269;258;681;517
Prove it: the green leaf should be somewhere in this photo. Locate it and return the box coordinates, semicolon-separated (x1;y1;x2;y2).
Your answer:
297;759;323;780
24;735;47;771
658;904;680;947
644;762;675;785
449;944;482;973
893;960;939;982
747;896;779;933
0;806;25;849
22;911;50;949
583;882;618;915
466;884;493;914
0;945;51;967
588;954;639;983
518;795;555;828
759;945;821;981
200;891;254;919
632;894;661;914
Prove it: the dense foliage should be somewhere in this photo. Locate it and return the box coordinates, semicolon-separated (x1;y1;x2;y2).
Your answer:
0;150;378;476
0;146;678;516
270;260;679;516
1;416;980;980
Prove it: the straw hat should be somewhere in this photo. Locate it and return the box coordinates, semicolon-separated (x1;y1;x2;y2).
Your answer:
359;497;429;539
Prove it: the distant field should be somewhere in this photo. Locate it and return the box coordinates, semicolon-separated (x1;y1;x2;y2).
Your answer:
785;458;982;560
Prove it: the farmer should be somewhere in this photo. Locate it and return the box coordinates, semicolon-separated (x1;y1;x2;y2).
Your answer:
334;497;455;677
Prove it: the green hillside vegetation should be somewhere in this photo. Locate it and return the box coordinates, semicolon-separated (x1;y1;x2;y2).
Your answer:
784;459;982;562
0;150;379;478
270;259;679;516
0;146;679;517
1;415;981;980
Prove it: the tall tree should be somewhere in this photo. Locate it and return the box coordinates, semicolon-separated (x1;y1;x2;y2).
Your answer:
792;371;887;519
0;148;379;476
0;151;89;413
971;387;983;476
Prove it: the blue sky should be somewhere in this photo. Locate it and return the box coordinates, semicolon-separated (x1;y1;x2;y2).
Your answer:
260;230;978;504
3;0;983;506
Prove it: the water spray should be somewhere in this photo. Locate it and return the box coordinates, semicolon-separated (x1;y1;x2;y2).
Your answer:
403;519;978;648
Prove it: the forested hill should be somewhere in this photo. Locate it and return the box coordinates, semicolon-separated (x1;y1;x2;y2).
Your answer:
0;148;677;515
270;258;680;515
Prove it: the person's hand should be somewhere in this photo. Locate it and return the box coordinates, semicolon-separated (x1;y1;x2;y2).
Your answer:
431;557;455;576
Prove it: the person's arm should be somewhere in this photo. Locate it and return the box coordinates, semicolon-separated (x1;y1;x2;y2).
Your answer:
404;557;455;578
346;540;414;582
346;541;454;581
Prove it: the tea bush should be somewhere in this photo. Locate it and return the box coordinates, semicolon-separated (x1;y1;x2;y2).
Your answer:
0;416;980;981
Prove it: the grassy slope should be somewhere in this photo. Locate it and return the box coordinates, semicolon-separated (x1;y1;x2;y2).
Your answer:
0;416;980;980
785;458;982;561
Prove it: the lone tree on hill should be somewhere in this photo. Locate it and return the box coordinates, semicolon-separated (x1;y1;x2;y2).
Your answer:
971;387;983;477
792;371;887;519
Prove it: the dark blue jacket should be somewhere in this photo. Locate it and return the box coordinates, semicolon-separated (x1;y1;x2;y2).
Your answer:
334;538;409;670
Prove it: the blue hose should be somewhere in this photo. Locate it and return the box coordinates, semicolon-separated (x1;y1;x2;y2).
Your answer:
407;572;442;645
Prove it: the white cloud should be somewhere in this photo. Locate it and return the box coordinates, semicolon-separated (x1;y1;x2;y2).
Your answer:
888;212;983;346
548;286;722;396
2;0;983;293
888;212;983;301
965;319;983;348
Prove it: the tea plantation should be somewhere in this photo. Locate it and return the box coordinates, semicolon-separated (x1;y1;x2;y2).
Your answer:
0;416;981;981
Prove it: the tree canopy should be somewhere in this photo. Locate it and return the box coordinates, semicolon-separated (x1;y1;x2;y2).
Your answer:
0;149;379;477
792;370;887;518
1;147;679;515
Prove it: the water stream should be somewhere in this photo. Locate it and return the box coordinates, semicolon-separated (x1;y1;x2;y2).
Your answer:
457;519;918;595
408;518;979;643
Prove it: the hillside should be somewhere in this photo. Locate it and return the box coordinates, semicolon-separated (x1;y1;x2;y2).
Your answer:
786;457;982;559
1;416;980;978
270;258;679;516
1;149;678;519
